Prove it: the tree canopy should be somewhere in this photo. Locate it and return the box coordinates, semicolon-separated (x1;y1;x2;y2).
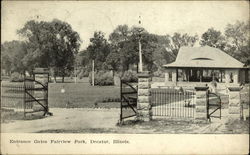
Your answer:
224;21;250;65
17;19;81;81
2;18;249;80
200;28;226;50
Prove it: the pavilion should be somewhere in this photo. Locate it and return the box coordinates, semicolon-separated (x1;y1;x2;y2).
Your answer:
163;46;249;87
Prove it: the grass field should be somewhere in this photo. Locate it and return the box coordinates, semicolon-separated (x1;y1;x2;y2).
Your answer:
48;82;120;108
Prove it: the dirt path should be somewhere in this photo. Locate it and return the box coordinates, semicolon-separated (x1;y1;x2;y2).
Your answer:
1;108;120;133
2;108;248;133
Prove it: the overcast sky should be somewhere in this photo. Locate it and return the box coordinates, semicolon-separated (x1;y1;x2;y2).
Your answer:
1;1;249;50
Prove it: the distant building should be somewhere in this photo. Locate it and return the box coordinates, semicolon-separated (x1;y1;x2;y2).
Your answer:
163;46;249;87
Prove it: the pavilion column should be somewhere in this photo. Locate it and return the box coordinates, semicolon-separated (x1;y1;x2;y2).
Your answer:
187;69;190;82
233;70;239;84
172;69;177;83
225;70;230;84
165;70;169;83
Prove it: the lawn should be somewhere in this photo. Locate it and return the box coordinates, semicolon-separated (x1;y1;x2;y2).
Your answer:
48;82;120;108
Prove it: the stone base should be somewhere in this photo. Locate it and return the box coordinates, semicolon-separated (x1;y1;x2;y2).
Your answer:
136;110;152;121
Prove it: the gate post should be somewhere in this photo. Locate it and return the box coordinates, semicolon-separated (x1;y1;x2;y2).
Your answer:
33;68;49;113
194;86;209;122
228;87;242;120
137;71;152;121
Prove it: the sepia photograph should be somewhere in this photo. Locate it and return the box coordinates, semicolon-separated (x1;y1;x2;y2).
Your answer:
1;0;249;154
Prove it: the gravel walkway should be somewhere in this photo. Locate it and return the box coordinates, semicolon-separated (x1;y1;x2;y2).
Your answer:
1;108;120;133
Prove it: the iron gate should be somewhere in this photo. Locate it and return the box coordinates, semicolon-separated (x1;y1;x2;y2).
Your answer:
24;69;52;117
151;88;195;118
207;91;222;121
120;80;138;123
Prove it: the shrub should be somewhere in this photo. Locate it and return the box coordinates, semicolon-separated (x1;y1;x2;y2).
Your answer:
153;70;164;78
89;71;114;86
78;70;89;79
121;70;138;82
101;97;121;103
10;72;24;82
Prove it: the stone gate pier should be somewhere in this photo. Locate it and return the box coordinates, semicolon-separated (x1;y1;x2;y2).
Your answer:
228;87;242;120
194;86;209;122
137;71;152;121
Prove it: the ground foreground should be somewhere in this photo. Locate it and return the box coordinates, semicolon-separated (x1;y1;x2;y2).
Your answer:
1;108;249;134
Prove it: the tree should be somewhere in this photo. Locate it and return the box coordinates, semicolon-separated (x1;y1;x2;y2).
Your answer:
109;25;130;45
103;46;121;72
108;25;159;72
152;35;174;71
224;20;250;65
166;33;199;57
200;28;226;50
1;41;28;75
87;31;111;71
17;19;81;82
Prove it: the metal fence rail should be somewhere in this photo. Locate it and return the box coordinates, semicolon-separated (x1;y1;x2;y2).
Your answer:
151;88;195;118
1;82;34;110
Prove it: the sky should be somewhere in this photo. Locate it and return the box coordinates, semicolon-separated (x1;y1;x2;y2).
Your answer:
1;1;249;50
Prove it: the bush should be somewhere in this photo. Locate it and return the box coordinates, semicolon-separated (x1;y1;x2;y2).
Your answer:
89;71;114;86
101;97;121;103
78;70;89;79
121;70;138;82
153;70;164;78
10;72;24;82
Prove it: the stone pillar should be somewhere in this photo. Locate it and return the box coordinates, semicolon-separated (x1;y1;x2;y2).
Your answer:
165;72;169;83
137;71;152;121
233;70;239;84
195;87;209;122
172;70;177;83
225;70;230;84
228;87;242;120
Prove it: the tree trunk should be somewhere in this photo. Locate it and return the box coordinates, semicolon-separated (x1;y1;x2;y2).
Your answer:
53;76;57;83
62;76;64;83
92;60;95;86
62;71;65;83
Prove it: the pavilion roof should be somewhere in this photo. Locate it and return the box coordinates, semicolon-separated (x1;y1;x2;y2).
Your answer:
163;46;244;69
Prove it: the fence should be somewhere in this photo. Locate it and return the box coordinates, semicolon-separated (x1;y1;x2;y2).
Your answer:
151;87;195;118
1;82;34;110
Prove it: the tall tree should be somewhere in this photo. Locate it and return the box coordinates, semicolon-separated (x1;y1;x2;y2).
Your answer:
167;33;198;57
87;31;111;71
108;25;159;72
17;19;81;82
109;25;130;45
152;35;174;71
200;28;226;50
1;41;28;75
224;20;250;65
